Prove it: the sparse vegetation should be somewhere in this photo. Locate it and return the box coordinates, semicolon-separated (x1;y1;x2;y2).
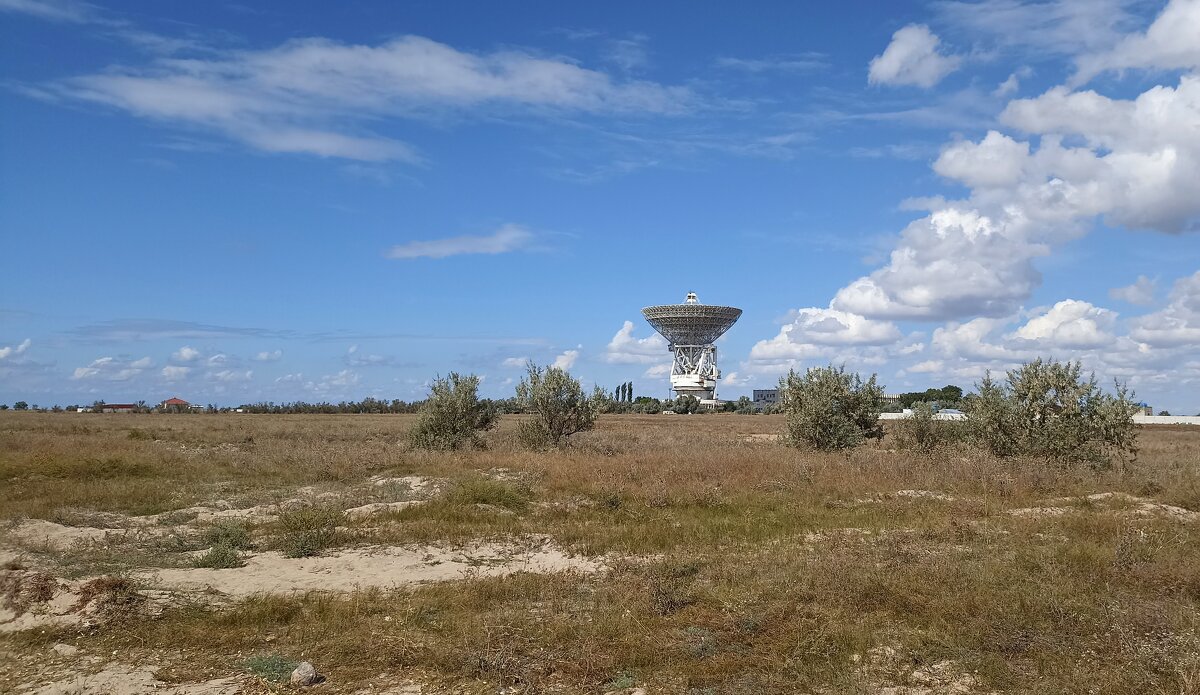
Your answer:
276;505;342;558
192;541;244;568
890;401;967;452
407;372;497;451
445;478;532;512
1;410;1198;694
515;361;598;447
200;520;252;550
244;654;299;682
779;363;884;450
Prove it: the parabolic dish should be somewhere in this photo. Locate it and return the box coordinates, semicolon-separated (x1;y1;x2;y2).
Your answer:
642;302;742;346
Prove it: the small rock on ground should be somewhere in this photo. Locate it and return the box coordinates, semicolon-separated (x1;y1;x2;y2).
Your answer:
290;661;318;686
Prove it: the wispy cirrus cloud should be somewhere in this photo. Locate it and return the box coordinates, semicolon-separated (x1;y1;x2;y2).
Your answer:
386;224;534;260
38;34;695;162
715;53;828;73
0;0;95;23
68;319;292;342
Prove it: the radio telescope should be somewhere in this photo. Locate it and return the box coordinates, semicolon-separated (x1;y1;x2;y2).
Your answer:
642;293;742;403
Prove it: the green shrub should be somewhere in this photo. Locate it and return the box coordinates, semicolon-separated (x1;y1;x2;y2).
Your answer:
891;401;966;452
779;364;884;451
407;373;497;451
277;505;342;558
964;358;1139;468
671;395;701;415
193;541;244;569
516;419;553;450
201;521;251;550
515;362;598;447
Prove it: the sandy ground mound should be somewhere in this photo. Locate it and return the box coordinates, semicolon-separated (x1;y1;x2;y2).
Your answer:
1008;492;1199;521
1;569;182;634
3;519;173;551
139;538;600;597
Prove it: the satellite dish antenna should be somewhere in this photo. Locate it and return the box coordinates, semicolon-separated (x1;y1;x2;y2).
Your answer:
642;293;742;405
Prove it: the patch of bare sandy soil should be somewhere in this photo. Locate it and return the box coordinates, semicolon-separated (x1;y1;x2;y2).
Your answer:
740;433;782;443
21;663;240;695
856;489;959;503
1007;492;1199;521
1;475;439;554
139;536;600;597
857;645;995;694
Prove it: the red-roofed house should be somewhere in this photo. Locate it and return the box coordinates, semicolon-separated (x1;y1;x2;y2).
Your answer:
159;397;191;413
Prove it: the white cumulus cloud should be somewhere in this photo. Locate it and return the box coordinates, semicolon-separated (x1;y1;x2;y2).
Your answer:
161;365;191;381
1129;270;1200;347
172;345;202;362
1012;300;1117;349
553;349;580;370
868;24;961;88
604;320;667;363
1109;276;1157;305
0;338;31;360
1074;0;1200;84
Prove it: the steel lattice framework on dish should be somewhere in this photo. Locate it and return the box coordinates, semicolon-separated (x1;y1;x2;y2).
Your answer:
640;302;742;346
641;293;742;403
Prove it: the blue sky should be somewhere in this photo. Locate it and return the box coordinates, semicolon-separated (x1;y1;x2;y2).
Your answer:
2;0;1199;412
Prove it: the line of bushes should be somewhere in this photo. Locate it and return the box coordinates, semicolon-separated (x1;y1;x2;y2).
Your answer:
779;358;1140;468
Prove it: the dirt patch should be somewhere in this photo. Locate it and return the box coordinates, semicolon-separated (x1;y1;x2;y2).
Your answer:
856;490;958;503
26;663;241;695
343;501;425;521
1008;492;1199;522
858;645;990;694
740;433;782;443
5;520;114;550
138;538;600;597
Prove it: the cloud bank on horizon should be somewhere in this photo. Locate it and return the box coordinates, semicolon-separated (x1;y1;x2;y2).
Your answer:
1;0;1198;412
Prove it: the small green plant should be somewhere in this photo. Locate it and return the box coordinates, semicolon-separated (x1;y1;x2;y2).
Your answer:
277;505;342;558
408;373;497;451
603;672;637;690
779;364;884;451
515;362;598;448
192;541;244;569
201;521;252;550
447;479;532;512
244;654;299;683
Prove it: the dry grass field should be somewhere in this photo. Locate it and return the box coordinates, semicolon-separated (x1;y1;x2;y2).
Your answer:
2;412;1200;694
